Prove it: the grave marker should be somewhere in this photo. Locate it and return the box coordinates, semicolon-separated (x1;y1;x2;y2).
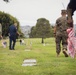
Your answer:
22;59;37;66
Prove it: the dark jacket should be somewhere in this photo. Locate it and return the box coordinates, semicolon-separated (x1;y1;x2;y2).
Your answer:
9;25;17;38
67;0;76;15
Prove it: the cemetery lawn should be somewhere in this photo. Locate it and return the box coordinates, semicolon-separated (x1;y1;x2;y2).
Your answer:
0;38;76;75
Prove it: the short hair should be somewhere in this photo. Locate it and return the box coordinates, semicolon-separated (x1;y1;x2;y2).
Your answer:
61;10;67;14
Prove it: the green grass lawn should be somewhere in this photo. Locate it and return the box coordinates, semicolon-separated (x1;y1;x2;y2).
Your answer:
0;38;76;75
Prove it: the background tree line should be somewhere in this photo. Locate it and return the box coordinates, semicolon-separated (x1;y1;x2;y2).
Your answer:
0;11;24;38
0;11;55;41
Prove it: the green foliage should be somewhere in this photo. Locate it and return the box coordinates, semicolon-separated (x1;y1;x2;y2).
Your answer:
29;26;36;38
50;26;55;37
30;18;52;38
36;18;51;38
0;11;23;37
29;18;54;43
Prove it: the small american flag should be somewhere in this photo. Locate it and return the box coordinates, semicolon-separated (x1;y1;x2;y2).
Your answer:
67;28;76;58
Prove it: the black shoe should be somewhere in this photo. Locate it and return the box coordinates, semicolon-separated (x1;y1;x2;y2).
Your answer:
63;50;68;57
9;48;12;50
9;48;15;50
12;48;15;50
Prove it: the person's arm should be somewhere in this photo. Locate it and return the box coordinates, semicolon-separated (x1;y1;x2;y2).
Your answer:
53;25;56;37
54;26;56;34
67;0;76;25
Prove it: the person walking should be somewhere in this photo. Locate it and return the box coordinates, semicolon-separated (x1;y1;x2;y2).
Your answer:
67;0;76;25
8;22;18;50
54;10;68;57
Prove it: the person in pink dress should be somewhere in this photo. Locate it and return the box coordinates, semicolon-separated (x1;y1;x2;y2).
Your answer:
67;23;76;58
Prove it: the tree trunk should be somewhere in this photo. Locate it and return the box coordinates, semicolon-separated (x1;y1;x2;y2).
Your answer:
42;37;44;43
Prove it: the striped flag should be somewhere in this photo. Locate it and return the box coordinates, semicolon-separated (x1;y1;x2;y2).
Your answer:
67;28;76;58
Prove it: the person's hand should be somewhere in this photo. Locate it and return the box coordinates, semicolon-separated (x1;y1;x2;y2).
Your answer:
67;19;73;24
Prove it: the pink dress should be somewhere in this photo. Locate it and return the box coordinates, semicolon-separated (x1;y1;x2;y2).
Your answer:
67;28;76;58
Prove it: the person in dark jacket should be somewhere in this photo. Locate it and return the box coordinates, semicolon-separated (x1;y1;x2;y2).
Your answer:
8;22;18;50
67;0;76;24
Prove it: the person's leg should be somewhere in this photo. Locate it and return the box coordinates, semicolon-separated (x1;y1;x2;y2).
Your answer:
62;34;68;57
67;8;74;27
56;36;61;57
9;38;12;50
67;8;72;21
12;37;16;50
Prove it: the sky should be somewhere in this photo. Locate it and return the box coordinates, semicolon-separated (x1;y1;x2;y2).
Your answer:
0;0;76;26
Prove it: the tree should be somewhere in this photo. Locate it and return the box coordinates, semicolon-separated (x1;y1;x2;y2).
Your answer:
29;26;36;38
29;18;51;43
0;11;23;38
36;18;51;43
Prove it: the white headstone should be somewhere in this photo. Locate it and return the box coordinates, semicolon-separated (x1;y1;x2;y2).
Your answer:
22;59;37;66
25;49;31;51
